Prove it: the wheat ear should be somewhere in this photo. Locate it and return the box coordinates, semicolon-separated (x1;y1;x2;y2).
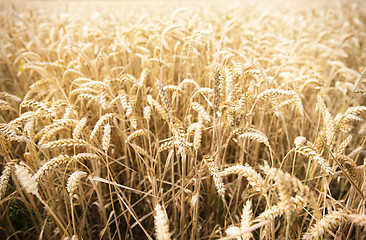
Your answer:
203;155;225;197
33;155;73;181
0;164;12;201
220;164;266;193
67;171;87;198
294;136;333;174
303;210;347;240
102;122;111;153
154;203;172;240
39;138;90;149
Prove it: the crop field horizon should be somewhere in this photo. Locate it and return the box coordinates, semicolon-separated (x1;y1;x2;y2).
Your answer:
1;0;366;239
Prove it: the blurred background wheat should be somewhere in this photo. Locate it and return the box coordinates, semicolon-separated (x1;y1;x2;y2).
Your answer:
1;0;366;239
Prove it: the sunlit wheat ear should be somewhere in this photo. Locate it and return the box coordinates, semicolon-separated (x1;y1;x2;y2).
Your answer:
256;89;295;101
156;79;172;116
147;94;169;122
255;200;290;222
63;106;77;119
80;80;108;92
90;113;117;140
335;154;360;182
256;89;304;116
336;135;352;155
14;164;38;197
20;100;47;110
294;136;333;174
225;226;243;240
143;106;151;121
224;67;234;101
70;87;100;99
126;129;145;143
116;89;133;117
226;200;254;240
73;117;87;139
33;155;73;181
238;131;271;150
316;95;335;145
0;92;22;103
334;106;366;129
332;105;366;133
0;99;17;112
0;164;12;201
193;119;202;152
177;79;201;91
260;163;316;207
39;138;90;149
220;164;266;193
130;143;150;156
38;119;78;138
0;123;25;142
346;213;366;226
76;93;100;106
187;122;199;136
71;153;100;162
102;122;111;153
203;155;225;197
154;203;172;240
303;210;348;240
191;102;211;122
237;200;254;240
158;140;174;152
67;171;87;198
63;235;79;240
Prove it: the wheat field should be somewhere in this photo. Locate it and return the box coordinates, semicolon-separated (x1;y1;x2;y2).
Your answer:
1;0;366;239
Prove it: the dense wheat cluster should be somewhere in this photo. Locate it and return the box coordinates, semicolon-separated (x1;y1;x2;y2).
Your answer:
1;0;366;239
